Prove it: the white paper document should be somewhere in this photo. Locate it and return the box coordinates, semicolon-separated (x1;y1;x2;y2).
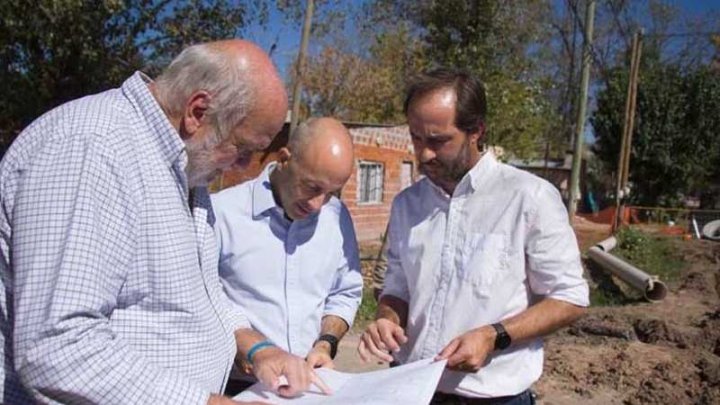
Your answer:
233;358;447;404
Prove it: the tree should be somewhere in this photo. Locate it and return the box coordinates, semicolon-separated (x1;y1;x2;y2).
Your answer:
298;0;559;160
299;24;428;124
484;72;557;160
0;0;268;153
592;58;720;207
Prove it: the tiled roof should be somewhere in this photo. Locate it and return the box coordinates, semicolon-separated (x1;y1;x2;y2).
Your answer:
349;125;412;152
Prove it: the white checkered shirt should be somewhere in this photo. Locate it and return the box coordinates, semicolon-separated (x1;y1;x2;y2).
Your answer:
0;72;250;404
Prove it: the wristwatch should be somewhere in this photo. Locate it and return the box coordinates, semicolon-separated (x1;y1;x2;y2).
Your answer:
315;334;339;359
491;323;511;351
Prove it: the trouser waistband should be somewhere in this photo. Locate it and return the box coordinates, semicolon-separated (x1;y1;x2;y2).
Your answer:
431;389;535;405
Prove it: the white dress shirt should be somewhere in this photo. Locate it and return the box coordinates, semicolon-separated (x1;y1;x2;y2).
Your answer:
382;151;589;398
212;163;363;357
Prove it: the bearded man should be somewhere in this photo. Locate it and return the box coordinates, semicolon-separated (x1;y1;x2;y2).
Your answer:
0;40;326;405
358;68;589;405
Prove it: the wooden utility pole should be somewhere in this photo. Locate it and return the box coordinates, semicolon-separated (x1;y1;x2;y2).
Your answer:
568;0;596;222
612;30;643;232
289;0;315;136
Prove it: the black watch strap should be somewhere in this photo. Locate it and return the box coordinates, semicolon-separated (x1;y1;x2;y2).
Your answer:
491;322;511;351
316;334;339;359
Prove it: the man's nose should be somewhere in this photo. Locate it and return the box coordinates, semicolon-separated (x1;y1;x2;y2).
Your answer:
258;133;274;151
308;194;326;212
418;146;436;163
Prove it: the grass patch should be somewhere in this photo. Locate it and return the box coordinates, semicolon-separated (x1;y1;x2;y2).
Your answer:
589;227;685;306
614;227;685;282
589;285;634;306
353;288;378;330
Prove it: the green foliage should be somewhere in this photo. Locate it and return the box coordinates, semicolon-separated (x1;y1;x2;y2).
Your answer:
400;0;562;160
615;227;684;283
617;227;650;257
590;227;685;306
354;287;378;329
301;0;560;159
589;287;631;307
0;0;268;150
591;58;720;207
300;24;429;124
484;73;559;160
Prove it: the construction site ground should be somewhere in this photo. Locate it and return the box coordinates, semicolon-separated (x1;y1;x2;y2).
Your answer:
336;219;720;404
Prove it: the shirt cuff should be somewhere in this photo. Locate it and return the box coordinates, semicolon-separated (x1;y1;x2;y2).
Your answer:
322;305;358;329
546;282;591;307
225;308;251;333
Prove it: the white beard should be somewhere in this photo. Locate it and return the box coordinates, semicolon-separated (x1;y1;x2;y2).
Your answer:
184;129;222;188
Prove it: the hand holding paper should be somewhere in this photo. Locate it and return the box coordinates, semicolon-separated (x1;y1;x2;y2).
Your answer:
252;346;332;398
235;358;447;405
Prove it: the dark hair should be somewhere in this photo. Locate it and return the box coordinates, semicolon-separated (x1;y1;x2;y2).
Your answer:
403;68;487;135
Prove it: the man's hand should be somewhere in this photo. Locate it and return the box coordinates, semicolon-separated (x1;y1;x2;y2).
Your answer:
306;342;335;369
207;394;269;405
252;346;332;398
434;325;496;372
357;318;407;363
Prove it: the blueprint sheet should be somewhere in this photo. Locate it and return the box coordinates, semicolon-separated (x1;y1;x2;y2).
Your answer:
234;358;446;404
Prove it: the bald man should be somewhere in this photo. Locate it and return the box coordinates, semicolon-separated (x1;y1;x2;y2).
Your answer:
212;118;363;395
0;40;326;405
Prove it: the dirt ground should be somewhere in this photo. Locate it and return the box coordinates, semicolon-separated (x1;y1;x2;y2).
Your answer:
339;220;720;405
535;233;720;404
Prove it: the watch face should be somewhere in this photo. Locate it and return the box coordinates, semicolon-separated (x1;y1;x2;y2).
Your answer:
493;323;511;350
318;335;339;359
497;333;511;350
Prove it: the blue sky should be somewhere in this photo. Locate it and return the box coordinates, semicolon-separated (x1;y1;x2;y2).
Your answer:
243;1;720;142
245;0;720;80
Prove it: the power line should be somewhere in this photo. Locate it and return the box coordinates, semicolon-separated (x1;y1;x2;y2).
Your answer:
644;31;720;38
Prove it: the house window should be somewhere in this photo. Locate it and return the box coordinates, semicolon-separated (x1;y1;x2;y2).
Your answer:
358;161;384;203
400;161;414;190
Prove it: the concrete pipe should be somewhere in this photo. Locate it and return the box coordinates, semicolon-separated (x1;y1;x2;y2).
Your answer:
595;236;618;252
587;237;668;302
702;219;720;241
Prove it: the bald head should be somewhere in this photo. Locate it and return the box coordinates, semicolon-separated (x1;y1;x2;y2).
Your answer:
289;118;354;168
271;117;355;220
154;39;287;140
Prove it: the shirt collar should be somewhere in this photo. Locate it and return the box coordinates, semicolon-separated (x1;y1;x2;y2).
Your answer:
252;162;280;218
122;71;185;169
467;149;499;193
426;150;499;198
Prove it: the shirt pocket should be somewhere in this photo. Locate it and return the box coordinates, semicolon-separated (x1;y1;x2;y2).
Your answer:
459;232;508;296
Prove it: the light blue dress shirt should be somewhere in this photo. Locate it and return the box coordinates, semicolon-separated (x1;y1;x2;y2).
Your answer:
212;163;363;357
0;72;248;404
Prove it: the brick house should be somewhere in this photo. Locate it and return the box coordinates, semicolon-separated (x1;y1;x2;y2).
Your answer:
215;122;578;245
215;122;416;246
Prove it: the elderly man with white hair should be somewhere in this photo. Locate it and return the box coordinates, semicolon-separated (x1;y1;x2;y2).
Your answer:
0;40;327;405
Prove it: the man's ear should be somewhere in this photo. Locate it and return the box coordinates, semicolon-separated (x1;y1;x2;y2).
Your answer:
277;147;292;168
471;122;486;149
181;91;212;137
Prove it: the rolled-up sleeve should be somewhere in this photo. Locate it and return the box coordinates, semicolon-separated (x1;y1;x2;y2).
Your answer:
323;206;363;326
525;182;590;307
12;137;209;404
379;201;411;303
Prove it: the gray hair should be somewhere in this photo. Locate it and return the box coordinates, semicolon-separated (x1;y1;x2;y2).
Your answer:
154;43;253;141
